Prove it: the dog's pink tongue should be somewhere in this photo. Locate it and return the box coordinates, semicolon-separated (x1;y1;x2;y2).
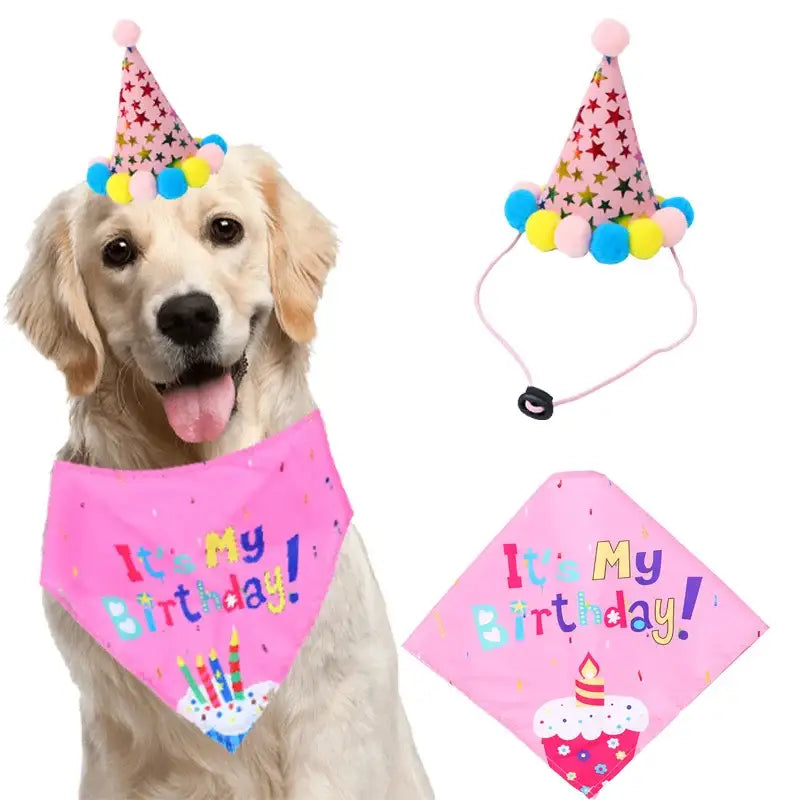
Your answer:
162;374;235;443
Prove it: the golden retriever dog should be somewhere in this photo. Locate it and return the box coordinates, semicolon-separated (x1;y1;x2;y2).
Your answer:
8;145;433;800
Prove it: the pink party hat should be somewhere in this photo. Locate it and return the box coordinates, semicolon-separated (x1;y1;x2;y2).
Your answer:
503;20;693;263
478;20;698;420
86;20;228;204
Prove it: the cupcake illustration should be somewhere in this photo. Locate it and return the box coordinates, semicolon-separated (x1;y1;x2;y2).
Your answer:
533;653;648;797
175;627;280;752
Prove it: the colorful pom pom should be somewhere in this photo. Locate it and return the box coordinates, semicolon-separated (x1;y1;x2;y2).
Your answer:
660;196;694;227
87;162;111;195
200;134;228;154
592;19;629;58
505;189;538;232
106;173;133;204
129;171;157;201
113;20;141;48
651;207;687;247
157;168;188;200
181;157;211;188
590;222;629;264
628;218;663;259
554;215;592;258
197;143;225;173
525;210;560;252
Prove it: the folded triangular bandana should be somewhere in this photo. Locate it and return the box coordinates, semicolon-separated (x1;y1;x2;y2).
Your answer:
405;472;765;796
42;411;352;752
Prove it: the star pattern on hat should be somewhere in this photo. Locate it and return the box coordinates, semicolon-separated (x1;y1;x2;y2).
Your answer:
111;46;198;176
541;54;658;224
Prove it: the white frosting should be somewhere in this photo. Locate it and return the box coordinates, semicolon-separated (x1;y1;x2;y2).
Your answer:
534;695;649;741
178;678;280;737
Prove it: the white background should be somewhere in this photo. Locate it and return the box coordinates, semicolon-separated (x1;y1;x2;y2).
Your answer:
0;1;796;797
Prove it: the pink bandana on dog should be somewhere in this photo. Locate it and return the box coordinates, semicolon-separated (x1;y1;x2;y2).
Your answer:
405;472;766;796
41;411;351;752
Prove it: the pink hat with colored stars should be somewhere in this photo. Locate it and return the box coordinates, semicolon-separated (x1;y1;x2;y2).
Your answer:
477;20;698;421
504;19;693;262
86;20;228;204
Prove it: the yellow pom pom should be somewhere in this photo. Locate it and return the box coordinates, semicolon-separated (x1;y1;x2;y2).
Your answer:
656;195;665;204
106;172;132;204
628;218;664;259
181;156;211;188
525;210;560;251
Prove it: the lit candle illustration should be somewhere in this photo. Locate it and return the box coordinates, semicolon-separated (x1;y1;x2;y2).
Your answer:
209;648;233;703
196;654;221;708
575;652;605;707
176;656;205;703
229;627;245;700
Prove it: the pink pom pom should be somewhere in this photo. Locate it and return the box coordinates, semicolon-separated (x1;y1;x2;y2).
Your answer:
198;143;225;173
88;156;109;167
592;19;629;57
555;215;592;258
129;171;157;201
651;207;687;247
113;20;141;48
511;181;541;201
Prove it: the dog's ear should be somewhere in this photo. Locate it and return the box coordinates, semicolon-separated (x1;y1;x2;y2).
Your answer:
7;191;104;396
259;161;337;343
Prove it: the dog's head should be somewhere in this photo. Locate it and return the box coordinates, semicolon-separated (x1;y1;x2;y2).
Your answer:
8;146;336;443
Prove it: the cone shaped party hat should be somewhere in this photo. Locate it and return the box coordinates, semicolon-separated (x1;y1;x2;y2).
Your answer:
504;20;694;263
86;20;228;204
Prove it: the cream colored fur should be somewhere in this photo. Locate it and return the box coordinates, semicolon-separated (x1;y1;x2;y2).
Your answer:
7;146;433;800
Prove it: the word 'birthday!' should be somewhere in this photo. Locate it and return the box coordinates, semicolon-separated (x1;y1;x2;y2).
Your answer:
101;525;301;640
472;539;703;648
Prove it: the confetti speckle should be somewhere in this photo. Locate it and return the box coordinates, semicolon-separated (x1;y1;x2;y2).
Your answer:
637;670;643;682
642;526;649;538
156;667;162;679
247;459;253;467
72;566;78;578
705;671;711;683
151;508;158;517
517;679;523;691
433;611;445;637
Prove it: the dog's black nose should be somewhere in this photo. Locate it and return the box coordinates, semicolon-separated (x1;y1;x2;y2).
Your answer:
157;292;219;346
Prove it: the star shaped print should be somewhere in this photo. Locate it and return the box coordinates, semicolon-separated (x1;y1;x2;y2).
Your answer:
555;160;571;180
162;132;175;145
572;128;584;143
593;171;608;185
138;147;152;162
614;178;632;197
137;592;153;607
634;191;645;204
586;96;600;112
606;88;619;103
141;83;155;97
546;185;559;202
116;132;126;146
599;199;612;211
586;140;606;161
606;106;625;127
510;600;528;615
605;157;620;173
610;207;630;224
616;128;628;143
588;124;601;138
572;168;584;182
633;169;643;183
591;68;607;87
224;592;239;609
620;145;632;158
579;186;598;207
563;193;575;206
573;147;583;160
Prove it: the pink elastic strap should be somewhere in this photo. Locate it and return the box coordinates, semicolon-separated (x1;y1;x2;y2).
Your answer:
473;234;698;415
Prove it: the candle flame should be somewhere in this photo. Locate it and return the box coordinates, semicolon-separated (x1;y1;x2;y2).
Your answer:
196;654;205;668
230;626;239;647
579;652;600;680
177;656;185;667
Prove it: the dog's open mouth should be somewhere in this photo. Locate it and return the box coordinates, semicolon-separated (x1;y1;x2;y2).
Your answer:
154;356;248;444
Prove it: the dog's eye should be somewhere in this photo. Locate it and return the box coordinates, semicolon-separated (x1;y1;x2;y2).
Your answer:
209;217;244;246
102;236;138;269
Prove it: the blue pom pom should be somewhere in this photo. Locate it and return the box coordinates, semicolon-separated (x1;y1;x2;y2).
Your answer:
200;134;228;154
660;196;694;227
504;189;538;232
590;222;630;264
86;162;111;195
157;168;188;200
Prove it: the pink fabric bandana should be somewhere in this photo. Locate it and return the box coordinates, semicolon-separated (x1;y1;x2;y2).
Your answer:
41;411;352;752
405;472;766;796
